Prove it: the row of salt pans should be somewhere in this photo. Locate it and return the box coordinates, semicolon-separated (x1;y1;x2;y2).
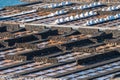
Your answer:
86;14;120;26
19;10;68;23
45;1;72;8
55;11;97;24
73;2;103;10
48;10;68;17
102;5;120;11
0;10;37;19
